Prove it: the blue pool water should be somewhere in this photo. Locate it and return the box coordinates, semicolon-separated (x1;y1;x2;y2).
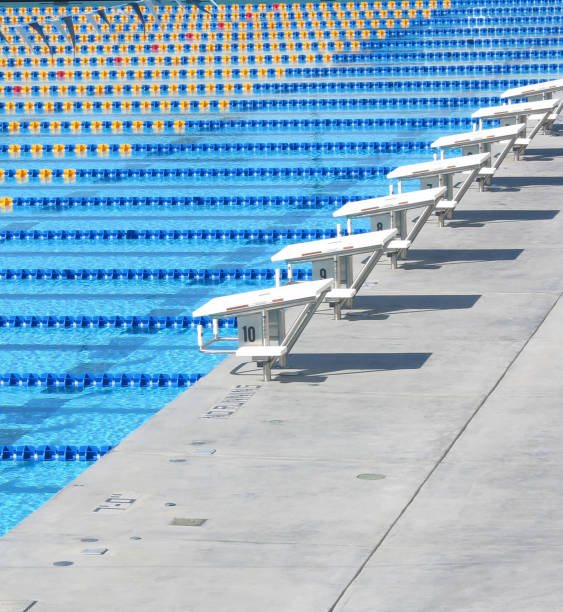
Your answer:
1;0;562;536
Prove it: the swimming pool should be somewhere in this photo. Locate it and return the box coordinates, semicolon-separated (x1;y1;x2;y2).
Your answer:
1;0;561;537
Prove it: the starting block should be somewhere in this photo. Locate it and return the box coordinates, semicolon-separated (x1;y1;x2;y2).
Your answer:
501;78;563;132
472;99;559;157
193;279;333;381
332;187;446;268
431;123;526;187
386;153;490;226
271;228;397;319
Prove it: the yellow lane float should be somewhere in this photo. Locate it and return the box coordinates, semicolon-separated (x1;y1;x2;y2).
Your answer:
63;168;76;183
97;144;110;157
15;168;28;183
8;144;20;158
53;144;65;158
119;144;132;157
39;168;52;183
0;197;12;212
30;144;42;158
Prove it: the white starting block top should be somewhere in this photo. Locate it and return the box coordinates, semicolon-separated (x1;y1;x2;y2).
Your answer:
387;152;490;180
501;78;563;101
471;99;558;121
270;228;397;264
430;124;526;150
192;279;333;319
332;187;447;219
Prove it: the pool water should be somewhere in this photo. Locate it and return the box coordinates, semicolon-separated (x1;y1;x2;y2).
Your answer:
1;0;561;536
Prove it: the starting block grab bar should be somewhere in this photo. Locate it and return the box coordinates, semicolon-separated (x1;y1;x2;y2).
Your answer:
271;228;397;319
193;279;333;381
431;123;526;180
333;187;446;267
501;78;563;103
472;98;559;146
386;153;490;225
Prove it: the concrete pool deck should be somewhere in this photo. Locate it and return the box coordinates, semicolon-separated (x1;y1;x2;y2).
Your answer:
1;131;562;611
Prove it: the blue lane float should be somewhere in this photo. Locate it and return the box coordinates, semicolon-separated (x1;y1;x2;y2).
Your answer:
0;165;392;183
0;96;505;115
0;445;113;461
1;74;561;94
2;36;560;53
0;141;432;158
5;194;431;209
0;315;237;329
0;77;550;94
0;373;204;388
0;228;361;242
1;53;561;70
0;2;559;19
0;117;476;136
0;268;311;281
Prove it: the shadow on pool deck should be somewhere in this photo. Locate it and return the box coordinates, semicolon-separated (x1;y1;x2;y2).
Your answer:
347;294;481;321
446;209;558;228
491;175;563;189
399;248;523;270
230;352;432;383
